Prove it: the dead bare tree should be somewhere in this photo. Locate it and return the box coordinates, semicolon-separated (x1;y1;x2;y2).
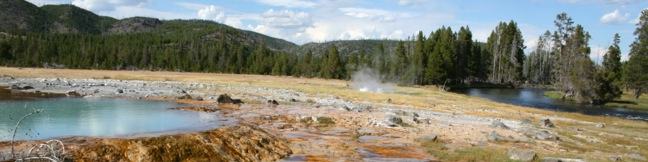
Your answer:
11;108;42;159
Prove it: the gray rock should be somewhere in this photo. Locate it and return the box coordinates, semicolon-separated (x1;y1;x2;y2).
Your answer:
10;84;33;90
534;130;559;141
177;94;192;99
541;157;585;162
393;110;419;117
217;94;243;104
385;115;404;127
116;89;124;94
66;90;81;97
413;117;430;124
268;100;279;105
540;118;555;128
595;123;605;128
507;149;537;161
491;120;509;129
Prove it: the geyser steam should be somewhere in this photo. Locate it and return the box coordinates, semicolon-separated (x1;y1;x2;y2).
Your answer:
350;68;394;93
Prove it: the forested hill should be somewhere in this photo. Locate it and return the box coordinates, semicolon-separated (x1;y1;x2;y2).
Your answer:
297;40;401;57
0;0;298;51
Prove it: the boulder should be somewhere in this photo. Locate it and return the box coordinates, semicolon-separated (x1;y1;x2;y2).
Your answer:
10;84;34;90
385;115;404;127
267;100;279;105
534;130;559;141
508;149;537;161
595;123;605;128
413;117;428;124
540;118;555;128
66;90;82;97
217;94;244;104
393;110;419;117
177;94;192;100
116;89;124;94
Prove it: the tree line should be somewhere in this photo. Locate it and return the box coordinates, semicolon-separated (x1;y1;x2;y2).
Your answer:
0;11;646;104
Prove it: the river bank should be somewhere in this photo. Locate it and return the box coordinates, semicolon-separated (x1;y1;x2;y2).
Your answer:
1;67;647;161
544;90;648;112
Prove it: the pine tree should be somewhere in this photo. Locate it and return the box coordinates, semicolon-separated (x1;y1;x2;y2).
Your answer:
0;41;12;63
392;41;408;81
412;31;427;84
486;21;525;84
593;34;623;104
456;26;472;81
625;9;648;99
426;27;455;84
299;50;314;77
566;25;597;103
603;33;623;84
469;43;484;80
321;45;345;79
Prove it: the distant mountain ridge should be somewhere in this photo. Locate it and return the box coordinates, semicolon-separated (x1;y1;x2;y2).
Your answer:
0;0;401;54
0;0;299;52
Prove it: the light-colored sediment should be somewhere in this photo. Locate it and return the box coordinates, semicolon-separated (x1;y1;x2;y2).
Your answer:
1;67;647;161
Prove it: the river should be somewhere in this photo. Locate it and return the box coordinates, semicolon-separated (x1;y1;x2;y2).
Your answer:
456;88;648;121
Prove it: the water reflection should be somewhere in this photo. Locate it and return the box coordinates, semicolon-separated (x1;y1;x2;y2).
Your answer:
457;88;648;121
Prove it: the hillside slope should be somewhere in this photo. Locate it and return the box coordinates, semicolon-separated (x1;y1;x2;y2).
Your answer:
0;0;50;33
0;0;298;52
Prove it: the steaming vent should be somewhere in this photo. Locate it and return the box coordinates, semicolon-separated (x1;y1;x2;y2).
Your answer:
350;68;394;93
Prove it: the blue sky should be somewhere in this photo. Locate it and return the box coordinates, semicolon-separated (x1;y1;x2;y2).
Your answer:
27;0;648;62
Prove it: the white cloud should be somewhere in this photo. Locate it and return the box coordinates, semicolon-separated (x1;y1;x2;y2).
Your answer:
339;8;411;22
243;9;314;43
71;0;148;12
396;0;428;6
603;0;642;5
26;0;68;6
261;9;311;28
256;0;317;8
560;0;642;5
198;5;226;23
100;5;192;19
601;9;630;24
176;2;207;10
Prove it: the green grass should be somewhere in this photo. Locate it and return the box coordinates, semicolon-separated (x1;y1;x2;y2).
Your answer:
544;91;564;100
606;92;648;111
544;91;648;111
420;140;520;162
